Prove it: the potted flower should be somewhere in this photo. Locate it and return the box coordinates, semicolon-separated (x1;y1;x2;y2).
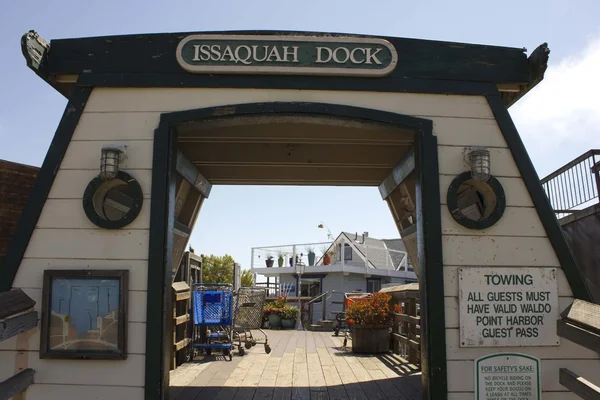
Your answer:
277;249;285;267
265;252;274;268
280;305;299;329
345;292;396;353
289;253;302;266
265;296;287;329
305;245;316;266
321;245;332;265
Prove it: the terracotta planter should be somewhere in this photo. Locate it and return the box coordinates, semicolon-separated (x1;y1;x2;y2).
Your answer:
265;259;274;268
323;254;331;265
350;325;390;353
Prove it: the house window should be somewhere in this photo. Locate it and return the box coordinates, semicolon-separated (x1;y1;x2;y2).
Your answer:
366;278;381;293
344;244;352;261
299;277;321;297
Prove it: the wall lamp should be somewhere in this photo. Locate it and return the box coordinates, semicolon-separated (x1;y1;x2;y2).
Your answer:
465;146;491;182
100;144;127;181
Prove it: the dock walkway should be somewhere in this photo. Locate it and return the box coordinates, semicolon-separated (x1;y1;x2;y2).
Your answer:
169;330;422;400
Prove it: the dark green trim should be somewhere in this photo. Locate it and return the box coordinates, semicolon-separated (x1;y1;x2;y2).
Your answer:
77;73;501;97
486;94;594;303
147;102;447;400
0;87;91;292
414;122;447;400
379;147;415;200
146;121;176;399
47;30;528;82
446;172;506;230
82;171;144;229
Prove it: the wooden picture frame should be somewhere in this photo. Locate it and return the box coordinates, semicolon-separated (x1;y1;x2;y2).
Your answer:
40;269;128;359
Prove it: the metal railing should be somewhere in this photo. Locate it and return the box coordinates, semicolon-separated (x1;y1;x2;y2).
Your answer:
541;149;600;215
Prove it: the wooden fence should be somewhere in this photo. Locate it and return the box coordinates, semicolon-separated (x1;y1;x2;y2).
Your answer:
0;289;38;399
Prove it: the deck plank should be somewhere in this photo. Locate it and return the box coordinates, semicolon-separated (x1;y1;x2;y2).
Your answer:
170;330;422;400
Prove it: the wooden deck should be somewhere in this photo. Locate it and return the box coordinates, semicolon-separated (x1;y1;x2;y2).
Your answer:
169;330;422;400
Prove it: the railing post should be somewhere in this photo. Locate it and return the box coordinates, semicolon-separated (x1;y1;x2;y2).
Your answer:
251;248;255;272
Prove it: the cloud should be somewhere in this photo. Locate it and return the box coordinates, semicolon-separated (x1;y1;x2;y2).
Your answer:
509;36;600;177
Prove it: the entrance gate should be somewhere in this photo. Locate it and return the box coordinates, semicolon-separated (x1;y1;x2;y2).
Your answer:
0;29;594;400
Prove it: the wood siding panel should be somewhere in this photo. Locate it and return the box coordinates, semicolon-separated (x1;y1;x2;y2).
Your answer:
441;206;544;237
23;384;144;400
47;169;152;199
84;88;495;119
438;146;520;177
13;258;148;291
0;352;145;387
433;117;508;147
442;235;560;267
440;175;534;207
37;199;151;230
23;229;149;260
74;112;160;141
60;140;153;170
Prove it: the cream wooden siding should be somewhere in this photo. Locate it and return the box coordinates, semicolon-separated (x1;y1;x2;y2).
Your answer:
3;87;594;398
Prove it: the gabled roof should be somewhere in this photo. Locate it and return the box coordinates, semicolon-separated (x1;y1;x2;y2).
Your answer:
340;232;408;270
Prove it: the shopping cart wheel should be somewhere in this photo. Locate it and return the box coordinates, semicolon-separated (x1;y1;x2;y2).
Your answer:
205;349;212;356
251;339;257;347
223;349;230;356
334;327;340;336
343;338;347;347
238;347;245;356
265;344;271;354
229;353;233;361
244;341;252;349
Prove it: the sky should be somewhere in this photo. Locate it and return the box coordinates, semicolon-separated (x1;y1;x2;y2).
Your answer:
2;0;600;273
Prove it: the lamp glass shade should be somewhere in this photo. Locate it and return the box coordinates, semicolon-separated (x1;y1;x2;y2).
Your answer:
100;148;121;181
468;147;491;182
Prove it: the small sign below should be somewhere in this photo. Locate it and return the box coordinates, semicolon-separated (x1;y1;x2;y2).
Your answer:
176;35;398;77
475;353;541;400
459;267;559;347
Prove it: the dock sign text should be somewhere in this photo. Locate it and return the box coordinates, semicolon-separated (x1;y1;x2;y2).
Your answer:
475;353;541;400
459;267;559;347
176;35;398;77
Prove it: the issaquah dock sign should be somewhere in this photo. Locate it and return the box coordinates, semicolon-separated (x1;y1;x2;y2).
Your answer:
176;35;398;76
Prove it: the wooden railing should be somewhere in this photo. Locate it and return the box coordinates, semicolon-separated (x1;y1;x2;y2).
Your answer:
171;281;192;370
557;299;600;399
384;283;421;367
0;289;38;399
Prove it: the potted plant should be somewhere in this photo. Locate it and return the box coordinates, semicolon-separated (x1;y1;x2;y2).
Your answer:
305;245;316;266
321;245;332;265
280;305;299;329
265;296;287;329
265;253;274;268
345;292;397;353
277;249;285;267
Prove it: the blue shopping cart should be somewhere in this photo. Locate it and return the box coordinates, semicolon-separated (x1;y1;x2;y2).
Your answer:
191;283;235;360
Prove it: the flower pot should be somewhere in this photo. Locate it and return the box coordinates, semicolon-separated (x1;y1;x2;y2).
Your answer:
307;252;315;266
281;319;295;329
277;257;284;267
323;254;331;265
265;259;274;268
268;314;282;329
350;325;390;354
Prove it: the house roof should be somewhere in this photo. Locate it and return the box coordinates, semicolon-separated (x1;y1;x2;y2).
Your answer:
341;232;409;270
